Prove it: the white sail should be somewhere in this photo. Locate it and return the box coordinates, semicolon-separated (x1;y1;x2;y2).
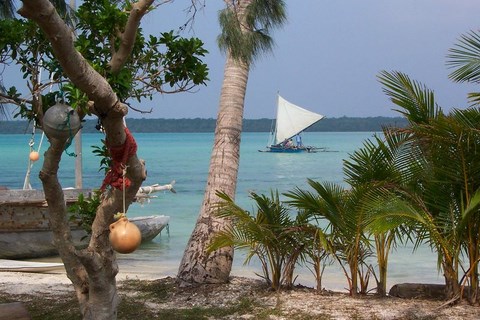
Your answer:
273;95;324;145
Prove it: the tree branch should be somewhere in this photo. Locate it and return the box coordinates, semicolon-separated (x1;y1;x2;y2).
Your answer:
109;0;155;74
18;0;122;119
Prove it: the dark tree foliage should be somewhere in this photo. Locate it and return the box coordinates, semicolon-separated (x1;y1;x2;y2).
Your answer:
0;116;408;133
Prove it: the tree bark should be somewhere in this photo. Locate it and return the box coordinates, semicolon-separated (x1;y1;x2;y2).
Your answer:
109;0;155;74
375;232;392;297
177;53;250;284
19;1;147;318
442;258;461;301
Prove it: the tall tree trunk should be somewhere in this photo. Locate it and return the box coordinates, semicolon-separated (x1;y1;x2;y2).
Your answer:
177;54;249;284
40;123;145;319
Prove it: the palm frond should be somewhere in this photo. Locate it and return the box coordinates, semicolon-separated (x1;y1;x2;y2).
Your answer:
247;0;287;30
214;191;256;223
459;187;480;227
378;70;440;124
217;0;286;65
449;107;480;129
447;30;480;84
0;81;11;120
467;92;480;106
344;135;403;186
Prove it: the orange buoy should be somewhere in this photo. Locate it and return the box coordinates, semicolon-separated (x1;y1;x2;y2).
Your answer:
109;217;141;254
29;151;40;162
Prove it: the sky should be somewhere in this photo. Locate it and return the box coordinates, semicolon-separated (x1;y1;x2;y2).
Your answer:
4;1;480;120
136;0;480;119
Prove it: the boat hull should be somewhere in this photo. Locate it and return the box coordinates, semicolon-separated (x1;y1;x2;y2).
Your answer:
129;215;170;242
0;229;89;259
0;217;169;259
0;189;169;259
261;146;320;153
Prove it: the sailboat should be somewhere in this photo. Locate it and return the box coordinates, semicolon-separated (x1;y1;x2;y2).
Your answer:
260;95;325;153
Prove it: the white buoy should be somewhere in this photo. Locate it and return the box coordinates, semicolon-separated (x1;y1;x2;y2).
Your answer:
43;103;81;140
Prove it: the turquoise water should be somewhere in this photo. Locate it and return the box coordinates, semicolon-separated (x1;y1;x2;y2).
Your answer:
0;131;442;290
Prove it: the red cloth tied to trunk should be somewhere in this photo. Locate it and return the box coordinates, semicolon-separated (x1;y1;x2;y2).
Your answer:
100;127;137;191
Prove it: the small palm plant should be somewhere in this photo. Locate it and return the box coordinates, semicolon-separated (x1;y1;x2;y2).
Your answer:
208;190;301;290
343;131;415;296
285;211;334;293
285;180;373;297
447;30;480;303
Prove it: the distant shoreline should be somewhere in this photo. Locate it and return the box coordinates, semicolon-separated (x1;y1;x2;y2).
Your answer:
0;116;407;134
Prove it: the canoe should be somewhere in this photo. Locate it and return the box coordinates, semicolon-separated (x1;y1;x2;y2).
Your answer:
130;215;170;242
0;259;64;273
0;189;170;259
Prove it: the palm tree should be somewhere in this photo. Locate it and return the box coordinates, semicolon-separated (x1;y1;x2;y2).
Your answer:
371;70;480;302
286;180;373;297
288;212;334;292
209;190;301;290
343;132;414;296
178;0;287;284
446;30;480;303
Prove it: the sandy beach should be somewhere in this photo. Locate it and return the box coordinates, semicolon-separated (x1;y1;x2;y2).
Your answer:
1;266;479;320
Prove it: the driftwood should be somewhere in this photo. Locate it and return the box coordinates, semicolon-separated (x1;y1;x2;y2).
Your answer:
389;283;446;299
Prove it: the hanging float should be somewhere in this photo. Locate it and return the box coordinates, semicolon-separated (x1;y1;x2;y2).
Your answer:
109;216;142;254
42;102;81;140
29;151;40;162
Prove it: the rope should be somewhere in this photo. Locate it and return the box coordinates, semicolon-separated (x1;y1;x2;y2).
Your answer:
23;113;53;189
23;120;38;190
122;165;126;214
29;119;36;149
38;131;45;151
58;109;77;157
100;127;137;191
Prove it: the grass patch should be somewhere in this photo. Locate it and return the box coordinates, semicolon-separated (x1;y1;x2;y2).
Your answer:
1;294;81;320
0;283;284;320
121;278;173;301
1;292;258;319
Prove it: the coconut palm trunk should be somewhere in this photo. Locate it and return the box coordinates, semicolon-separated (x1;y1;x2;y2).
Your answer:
178;0;287;284
178;54;249;283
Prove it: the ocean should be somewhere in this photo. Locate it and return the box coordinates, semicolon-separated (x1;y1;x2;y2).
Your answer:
0;131;442;291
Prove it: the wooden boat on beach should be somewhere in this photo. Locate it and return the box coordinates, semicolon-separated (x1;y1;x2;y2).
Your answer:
0;188;171;259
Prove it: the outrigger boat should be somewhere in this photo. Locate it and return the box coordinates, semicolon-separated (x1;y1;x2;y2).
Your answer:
0;183;174;259
260;95;325;153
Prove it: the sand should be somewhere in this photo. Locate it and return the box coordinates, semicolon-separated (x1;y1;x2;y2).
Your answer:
1;267;479;319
